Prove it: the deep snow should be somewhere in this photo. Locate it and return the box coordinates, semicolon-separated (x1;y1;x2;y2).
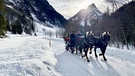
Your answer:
0;35;135;76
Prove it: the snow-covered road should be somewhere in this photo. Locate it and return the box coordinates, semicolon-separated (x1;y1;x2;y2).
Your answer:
0;36;135;76
50;37;135;76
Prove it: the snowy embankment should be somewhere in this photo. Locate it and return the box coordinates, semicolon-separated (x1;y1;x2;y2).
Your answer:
0;35;60;76
0;35;135;76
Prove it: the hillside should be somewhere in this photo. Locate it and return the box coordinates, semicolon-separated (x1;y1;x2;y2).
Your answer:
4;0;67;35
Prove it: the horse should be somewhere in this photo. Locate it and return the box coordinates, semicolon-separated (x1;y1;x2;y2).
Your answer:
75;31;95;62
75;36;84;54
75;31;111;62
89;32;111;61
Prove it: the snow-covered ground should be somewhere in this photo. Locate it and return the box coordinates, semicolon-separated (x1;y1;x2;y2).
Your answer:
0;35;135;76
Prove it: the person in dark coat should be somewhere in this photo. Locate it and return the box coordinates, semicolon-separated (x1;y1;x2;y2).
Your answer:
76;31;82;37
70;31;76;47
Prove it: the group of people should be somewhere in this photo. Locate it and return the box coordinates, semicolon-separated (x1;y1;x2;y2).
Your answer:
64;31;82;47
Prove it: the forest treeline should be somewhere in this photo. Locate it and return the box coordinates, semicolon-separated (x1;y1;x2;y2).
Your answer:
93;1;135;49
0;0;36;37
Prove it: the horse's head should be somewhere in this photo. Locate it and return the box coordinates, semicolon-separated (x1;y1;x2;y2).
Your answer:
101;32;111;45
85;31;95;45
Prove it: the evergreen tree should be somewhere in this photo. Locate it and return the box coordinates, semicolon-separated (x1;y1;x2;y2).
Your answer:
0;0;7;37
0;0;5;13
0;14;7;37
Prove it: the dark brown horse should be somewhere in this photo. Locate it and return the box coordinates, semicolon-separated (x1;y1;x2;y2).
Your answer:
90;32;111;61
75;31;95;62
75;32;111;62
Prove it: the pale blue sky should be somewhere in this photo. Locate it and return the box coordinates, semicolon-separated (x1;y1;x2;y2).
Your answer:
48;0;107;19
48;0;131;19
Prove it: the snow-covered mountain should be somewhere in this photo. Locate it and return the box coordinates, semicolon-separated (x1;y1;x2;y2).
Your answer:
68;3;103;27
5;0;67;27
4;0;67;36
106;0;131;4
65;3;103;34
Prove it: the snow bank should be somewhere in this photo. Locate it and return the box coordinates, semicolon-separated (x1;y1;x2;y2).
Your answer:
0;36;61;76
1;34;135;76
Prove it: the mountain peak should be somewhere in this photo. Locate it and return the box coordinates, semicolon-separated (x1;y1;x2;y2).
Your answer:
81;3;102;17
67;2;103;32
87;3;97;9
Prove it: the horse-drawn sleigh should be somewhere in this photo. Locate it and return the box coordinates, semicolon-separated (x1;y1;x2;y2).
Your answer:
63;31;111;62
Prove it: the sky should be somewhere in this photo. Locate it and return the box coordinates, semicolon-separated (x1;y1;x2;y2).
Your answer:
48;0;107;19
48;0;131;19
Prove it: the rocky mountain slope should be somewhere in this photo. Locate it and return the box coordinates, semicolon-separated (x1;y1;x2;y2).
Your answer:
65;3;103;34
5;0;67;35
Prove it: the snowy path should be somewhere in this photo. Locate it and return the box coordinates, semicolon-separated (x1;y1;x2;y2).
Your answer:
50;38;135;76
0;36;135;76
